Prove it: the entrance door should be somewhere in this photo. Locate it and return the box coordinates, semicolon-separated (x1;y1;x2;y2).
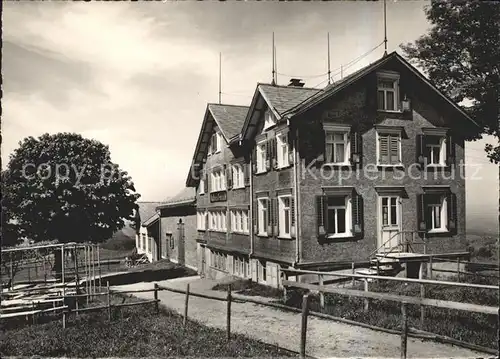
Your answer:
378;196;402;252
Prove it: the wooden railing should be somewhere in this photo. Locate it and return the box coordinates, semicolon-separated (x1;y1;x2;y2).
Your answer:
368;230;427;263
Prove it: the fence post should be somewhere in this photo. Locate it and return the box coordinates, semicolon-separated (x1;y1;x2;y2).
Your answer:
184;283;190;327
318;274;324;310
227;285;232;342
401;302;408;359
300;293;310;359
107;281;111;321
10;256;13;289
363;279;369;311
154;283;159;314
419;262;425;328
283;272;288;303
62;287;66;329
32;301;36;325
457;257;461;282
428;256;433;280
351;262;355;286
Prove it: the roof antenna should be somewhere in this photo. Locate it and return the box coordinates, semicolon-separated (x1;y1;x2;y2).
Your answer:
271;32;276;86
274;45;278;85
327;32;331;84
218;52;222;104
383;0;388;56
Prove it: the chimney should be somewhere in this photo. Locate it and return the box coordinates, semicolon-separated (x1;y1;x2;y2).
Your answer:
288;78;305;87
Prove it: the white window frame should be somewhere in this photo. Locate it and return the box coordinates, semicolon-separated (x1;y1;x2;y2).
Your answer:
264;109;276;130
232;164;245;188
199;177;205;195
258;260;267;284
256;141;267;174
376;129;402;166
278;195;292;238
426;136;446;166
209;210;226;232
257;198;268;236
377;71;400;112
242;210;249;233
210;169;226;192
326;195;353;239
427;195;448;233
197;211;207;230
324;124;351;165
276;132;290;168
381;196;400;229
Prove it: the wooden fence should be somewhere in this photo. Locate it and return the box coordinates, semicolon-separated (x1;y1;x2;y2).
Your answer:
282;267;499;358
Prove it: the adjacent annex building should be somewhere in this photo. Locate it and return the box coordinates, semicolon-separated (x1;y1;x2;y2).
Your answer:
135;187;197;270
186;51;480;287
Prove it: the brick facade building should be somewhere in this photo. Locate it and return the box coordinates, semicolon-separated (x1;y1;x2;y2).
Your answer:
187;52;480;287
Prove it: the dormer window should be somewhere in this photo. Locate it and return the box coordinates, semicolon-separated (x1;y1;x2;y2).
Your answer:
209;132;221;155
377;72;400;112
264;109;276;130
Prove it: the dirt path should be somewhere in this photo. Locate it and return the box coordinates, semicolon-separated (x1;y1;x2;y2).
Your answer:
112;276;484;358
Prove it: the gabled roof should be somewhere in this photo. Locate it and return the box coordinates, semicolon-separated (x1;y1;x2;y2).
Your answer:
186;103;248;187
156;187;195;210
240;83;321;141
208;104;249;141
285;51;480;129
137;202;164;226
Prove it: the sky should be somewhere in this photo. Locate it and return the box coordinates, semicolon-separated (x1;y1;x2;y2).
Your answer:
2;0;498;235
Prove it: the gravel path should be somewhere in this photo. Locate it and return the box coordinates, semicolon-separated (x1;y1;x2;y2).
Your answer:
112;276;483;358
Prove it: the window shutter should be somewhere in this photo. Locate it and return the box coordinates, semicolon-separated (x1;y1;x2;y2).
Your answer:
266;198;273;235
226;165;233;189
416;194;427;233
351;192;363;237
273;197;279;236
271;137;278;169
416;134;425;165
366;72;378;113
350;130;362;165
288;137;294;166
316;195;326;239
390;135;399;164
379;135;389;164
204;172;208;193
252;146;257;173
447;192;458;234
253;200;258;233
265;141;271;171
244;163;250;186
205;212;208;230
445;134;455;166
290;196;296;237
228;210;232;232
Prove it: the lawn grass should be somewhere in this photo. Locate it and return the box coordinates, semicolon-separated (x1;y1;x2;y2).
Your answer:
213;278;282;298
282;274;498;350
0;293;296;357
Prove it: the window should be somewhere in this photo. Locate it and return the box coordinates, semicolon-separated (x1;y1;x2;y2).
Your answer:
325;130;349;164
277;133;289;168
377;132;401;166
264;109;276;130
162;234;168;258
258;260;267;284
426;194;448;232
233;256;247;277
327;196;348;236
425;136;446;166
211;169;225;192
231;209;249;233
381;197;398;227
278;195;292;237
257;198;268;236
209;210;227;232
257;142;267;173
210;250;227;271
199;177;205;195
232;164;245;188
210;132;221;154
197;211;207;230
377;73;399;111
